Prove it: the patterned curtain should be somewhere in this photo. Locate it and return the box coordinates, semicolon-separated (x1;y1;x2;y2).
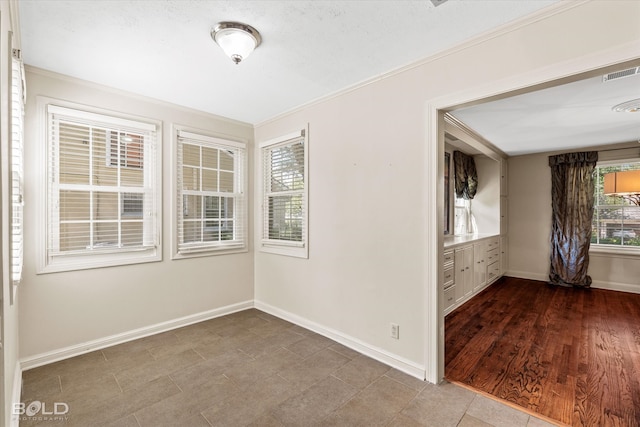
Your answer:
548;151;598;288
453;151;477;200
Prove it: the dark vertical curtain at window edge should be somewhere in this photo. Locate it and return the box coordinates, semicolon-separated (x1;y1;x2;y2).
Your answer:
453;150;477;200
548;151;598;288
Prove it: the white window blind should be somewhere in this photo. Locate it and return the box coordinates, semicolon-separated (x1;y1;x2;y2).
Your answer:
11;51;25;285
176;130;246;255
261;128;308;257
43;104;160;271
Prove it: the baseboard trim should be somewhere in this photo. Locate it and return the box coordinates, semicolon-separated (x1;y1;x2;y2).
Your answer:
591;280;640;295
505;270;640;295
10;362;22;427
254;300;426;382
505;270;548;282
20;300;254;371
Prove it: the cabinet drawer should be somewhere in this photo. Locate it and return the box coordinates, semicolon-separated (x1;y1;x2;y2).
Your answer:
443;250;454;266
486;247;499;264
485;237;500;251
487;261;500;282
443;266;454;289
444;286;455;310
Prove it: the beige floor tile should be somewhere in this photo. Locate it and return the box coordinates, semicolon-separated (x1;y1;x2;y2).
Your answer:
271;376;357;425
246;412;285;426
527;415;561;427
64;375;181;426
169;349;252;391
278;348;350;391
332;354;391;389
354;375;419;414
327;342;362;359
21;373;62;402
103;414;141;427
201;374;297;426
458;413;495;427
465;395;530;427
401;381;475;427
134;374;236;426
225;348;302;390
387;413;427;426
323;397;396;426
384;368;428;392
115;349;203;390
284;333;334;358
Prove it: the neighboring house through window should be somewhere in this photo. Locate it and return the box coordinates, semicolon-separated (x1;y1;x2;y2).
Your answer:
591;160;640;250
39;102;161;272
174;128;247;257
260;127;308;258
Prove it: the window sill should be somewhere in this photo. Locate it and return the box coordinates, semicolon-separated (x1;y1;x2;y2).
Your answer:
590;245;640;259
38;246;161;274
172;245;248;260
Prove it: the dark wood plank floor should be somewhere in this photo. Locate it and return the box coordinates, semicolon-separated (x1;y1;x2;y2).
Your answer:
445;276;640;427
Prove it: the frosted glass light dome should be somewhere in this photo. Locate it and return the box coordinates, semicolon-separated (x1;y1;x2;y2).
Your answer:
212;22;262;64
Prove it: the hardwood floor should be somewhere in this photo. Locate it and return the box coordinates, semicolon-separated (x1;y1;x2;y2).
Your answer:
445;276;640;427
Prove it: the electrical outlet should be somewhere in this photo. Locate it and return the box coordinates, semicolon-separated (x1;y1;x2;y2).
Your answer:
391;323;399;340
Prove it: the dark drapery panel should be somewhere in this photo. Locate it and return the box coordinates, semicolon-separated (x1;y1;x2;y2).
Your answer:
548;151;598;288
453;151;477;200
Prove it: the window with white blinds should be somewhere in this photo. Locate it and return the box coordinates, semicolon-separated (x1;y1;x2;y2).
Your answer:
175;129;246;256
40;104;161;272
11;51;25;286
260;128;308;258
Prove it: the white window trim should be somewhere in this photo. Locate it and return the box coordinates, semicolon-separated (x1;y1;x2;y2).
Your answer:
171;125;248;259
36;97;163;273
259;125;309;259
10;43;25;296
589;157;640;257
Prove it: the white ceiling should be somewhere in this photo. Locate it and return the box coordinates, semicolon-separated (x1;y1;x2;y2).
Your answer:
19;0;558;125
19;0;637;156
450;70;640;156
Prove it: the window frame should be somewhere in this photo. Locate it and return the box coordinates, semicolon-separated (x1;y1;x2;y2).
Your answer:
36;98;162;273
10;44;25;293
259;126;309;259
590;158;640;256
171;126;248;259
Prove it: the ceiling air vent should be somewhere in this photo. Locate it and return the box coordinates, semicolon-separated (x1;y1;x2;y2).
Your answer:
602;66;640;82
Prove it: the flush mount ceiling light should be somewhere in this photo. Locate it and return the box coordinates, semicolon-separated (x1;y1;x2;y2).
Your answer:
612;98;640;113
211;21;261;65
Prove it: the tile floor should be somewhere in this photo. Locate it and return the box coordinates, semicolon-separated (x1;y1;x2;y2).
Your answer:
19;309;559;426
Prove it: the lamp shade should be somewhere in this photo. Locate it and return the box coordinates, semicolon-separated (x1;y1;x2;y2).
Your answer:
212;22;261;64
603;170;640;195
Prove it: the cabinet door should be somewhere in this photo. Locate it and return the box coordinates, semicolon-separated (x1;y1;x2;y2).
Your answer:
500;196;508;235
455;245;474;302
473;241;486;291
500;235;508;275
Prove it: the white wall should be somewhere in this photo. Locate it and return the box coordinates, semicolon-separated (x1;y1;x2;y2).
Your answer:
19;69;255;361
254;0;640;379
508;150;640;294
473;156;500;235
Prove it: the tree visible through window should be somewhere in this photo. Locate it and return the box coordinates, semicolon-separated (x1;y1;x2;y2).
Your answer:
592;161;640;247
260;128;308;258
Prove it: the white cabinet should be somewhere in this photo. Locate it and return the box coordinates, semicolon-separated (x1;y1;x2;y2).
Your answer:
500;159;508;196
500;235;508;275
454;246;473;302
473;241;486;291
444;235;503;314
443;250;456;313
500;196;508;235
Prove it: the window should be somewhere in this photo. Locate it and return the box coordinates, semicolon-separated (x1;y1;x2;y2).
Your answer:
174;129;246;257
260;127;308;258
591;160;640;251
39;103;161;272
11;49;25;286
